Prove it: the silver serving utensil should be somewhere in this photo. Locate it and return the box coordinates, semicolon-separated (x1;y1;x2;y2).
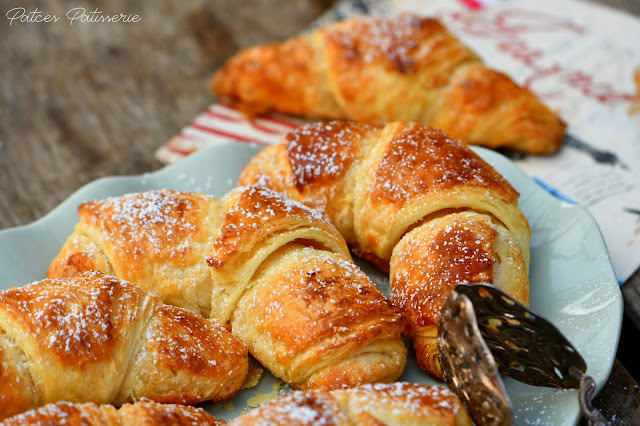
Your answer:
437;282;608;426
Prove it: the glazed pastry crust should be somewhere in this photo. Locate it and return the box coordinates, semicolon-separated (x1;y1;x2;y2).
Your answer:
48;187;407;391
231;244;406;389
390;211;529;377
229;382;473;425
239;121;530;265
212;14;565;154
48;190;224;318
238;121;531;379
208;186;351;324
0;399;225;426
0;271;248;420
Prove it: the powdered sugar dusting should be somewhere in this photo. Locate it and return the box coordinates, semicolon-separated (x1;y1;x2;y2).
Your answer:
246;247;402;358
0;271;139;365
392;213;497;327
124;399;225;425
285;121;369;188
373;123;517;204
232;383;463;424
0;401;106;425
342;382;463;418
79;189;210;262
326;14;444;74
1;400;224;426
209;186;335;269
147;304;247;377
235;390;348;426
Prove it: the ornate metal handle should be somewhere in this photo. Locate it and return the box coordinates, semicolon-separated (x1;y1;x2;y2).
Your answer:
574;367;609;425
438;283;609;425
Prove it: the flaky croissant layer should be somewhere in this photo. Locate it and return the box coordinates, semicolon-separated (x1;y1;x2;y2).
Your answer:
2;384;472;426
238;120;531;379
48;186;407;391
212;13;565;154
0;399;225;426
0;271;248;420
229;382;473;425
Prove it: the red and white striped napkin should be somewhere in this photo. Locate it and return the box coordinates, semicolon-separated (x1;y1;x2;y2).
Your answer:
157;101;304;163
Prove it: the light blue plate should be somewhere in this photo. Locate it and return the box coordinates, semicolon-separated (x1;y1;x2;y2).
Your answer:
0;142;622;425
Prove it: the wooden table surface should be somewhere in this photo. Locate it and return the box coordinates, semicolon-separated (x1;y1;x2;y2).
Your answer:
1;0;639;423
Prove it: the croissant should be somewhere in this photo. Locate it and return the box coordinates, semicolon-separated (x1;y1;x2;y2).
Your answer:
237;120;531;379
48;186;407;390
211;13;565;154
229;382;472;425
0;400;224;426
0;271;248;420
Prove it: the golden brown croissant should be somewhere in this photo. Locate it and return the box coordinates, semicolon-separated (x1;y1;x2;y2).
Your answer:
48;187;406;390
237;120;530;379
0;271;248;420
229;382;472;425
0;399;225;426
211;14;565;154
